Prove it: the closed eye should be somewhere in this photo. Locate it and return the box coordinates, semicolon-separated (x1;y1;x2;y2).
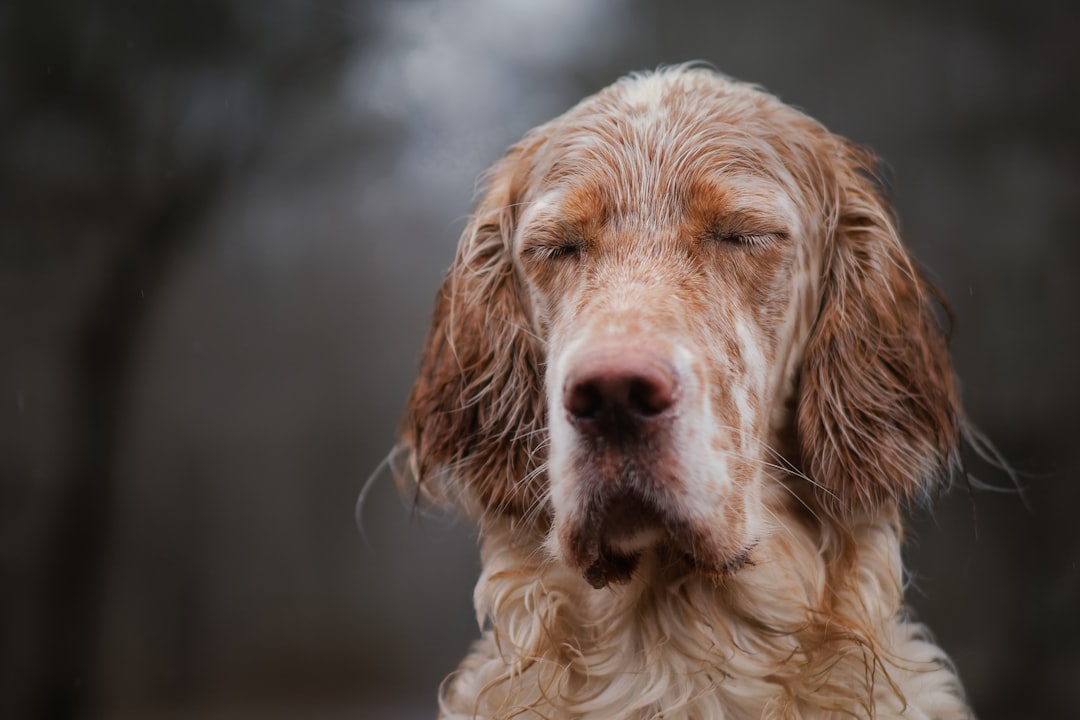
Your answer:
520;236;585;262
704;228;788;250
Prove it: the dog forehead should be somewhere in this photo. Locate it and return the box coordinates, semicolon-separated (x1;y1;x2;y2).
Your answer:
518;90;808;220
577;67;753;125
509;71;820;258
547;71;781;155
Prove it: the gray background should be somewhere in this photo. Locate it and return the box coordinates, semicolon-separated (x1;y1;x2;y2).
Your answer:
2;1;1077;718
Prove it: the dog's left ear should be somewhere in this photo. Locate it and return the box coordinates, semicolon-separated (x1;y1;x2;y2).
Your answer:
796;140;962;519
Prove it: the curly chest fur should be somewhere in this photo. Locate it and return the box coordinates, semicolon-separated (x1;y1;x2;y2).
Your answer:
437;518;970;720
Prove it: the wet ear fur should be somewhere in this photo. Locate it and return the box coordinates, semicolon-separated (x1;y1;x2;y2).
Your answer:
399;141;547;518
797;141;962;519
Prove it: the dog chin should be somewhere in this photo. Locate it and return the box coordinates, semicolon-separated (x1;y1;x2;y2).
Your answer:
575;527;664;589
557;507;754;589
571;537;755;590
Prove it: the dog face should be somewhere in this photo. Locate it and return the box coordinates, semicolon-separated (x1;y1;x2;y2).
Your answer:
402;68;961;588
514;103;825;585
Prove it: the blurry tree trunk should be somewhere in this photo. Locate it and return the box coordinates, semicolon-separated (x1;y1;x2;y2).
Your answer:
31;173;219;719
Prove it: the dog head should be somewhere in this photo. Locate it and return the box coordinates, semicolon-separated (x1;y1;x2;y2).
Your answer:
401;67;961;587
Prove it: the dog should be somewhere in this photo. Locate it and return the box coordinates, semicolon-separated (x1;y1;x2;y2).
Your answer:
400;65;975;719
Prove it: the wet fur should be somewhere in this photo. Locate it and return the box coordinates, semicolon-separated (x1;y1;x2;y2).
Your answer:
400;66;972;719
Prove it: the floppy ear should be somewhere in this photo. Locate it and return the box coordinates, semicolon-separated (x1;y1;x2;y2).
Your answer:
796;141;962;519
399;141;547;518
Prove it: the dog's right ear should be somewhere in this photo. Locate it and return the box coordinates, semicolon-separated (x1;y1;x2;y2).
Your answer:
399;139;548;518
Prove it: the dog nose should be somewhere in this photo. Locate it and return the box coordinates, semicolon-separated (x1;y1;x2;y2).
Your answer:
563;348;677;429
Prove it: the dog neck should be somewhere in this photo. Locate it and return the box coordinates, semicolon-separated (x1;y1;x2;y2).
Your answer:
439;492;970;719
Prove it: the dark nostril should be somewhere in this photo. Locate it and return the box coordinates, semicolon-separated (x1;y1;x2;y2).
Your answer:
565;379;605;420
563;351;677;427
628;375;675;416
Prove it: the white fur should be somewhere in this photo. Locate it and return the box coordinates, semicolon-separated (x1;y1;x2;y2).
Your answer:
441;489;969;719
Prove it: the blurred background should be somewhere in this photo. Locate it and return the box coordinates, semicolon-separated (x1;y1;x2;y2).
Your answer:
2;1;1077;718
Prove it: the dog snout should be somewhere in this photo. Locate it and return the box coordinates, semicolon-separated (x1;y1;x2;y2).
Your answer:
563;347;678;433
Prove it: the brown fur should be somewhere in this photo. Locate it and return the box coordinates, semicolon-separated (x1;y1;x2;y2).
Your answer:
398;66;972;718
796;142;961;518
402;142;548;518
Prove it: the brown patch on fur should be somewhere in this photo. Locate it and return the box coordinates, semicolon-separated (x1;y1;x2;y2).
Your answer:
796;141;962;519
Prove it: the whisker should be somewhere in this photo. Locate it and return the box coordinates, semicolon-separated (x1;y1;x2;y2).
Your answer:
704;420;841;502
355;444;408;551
